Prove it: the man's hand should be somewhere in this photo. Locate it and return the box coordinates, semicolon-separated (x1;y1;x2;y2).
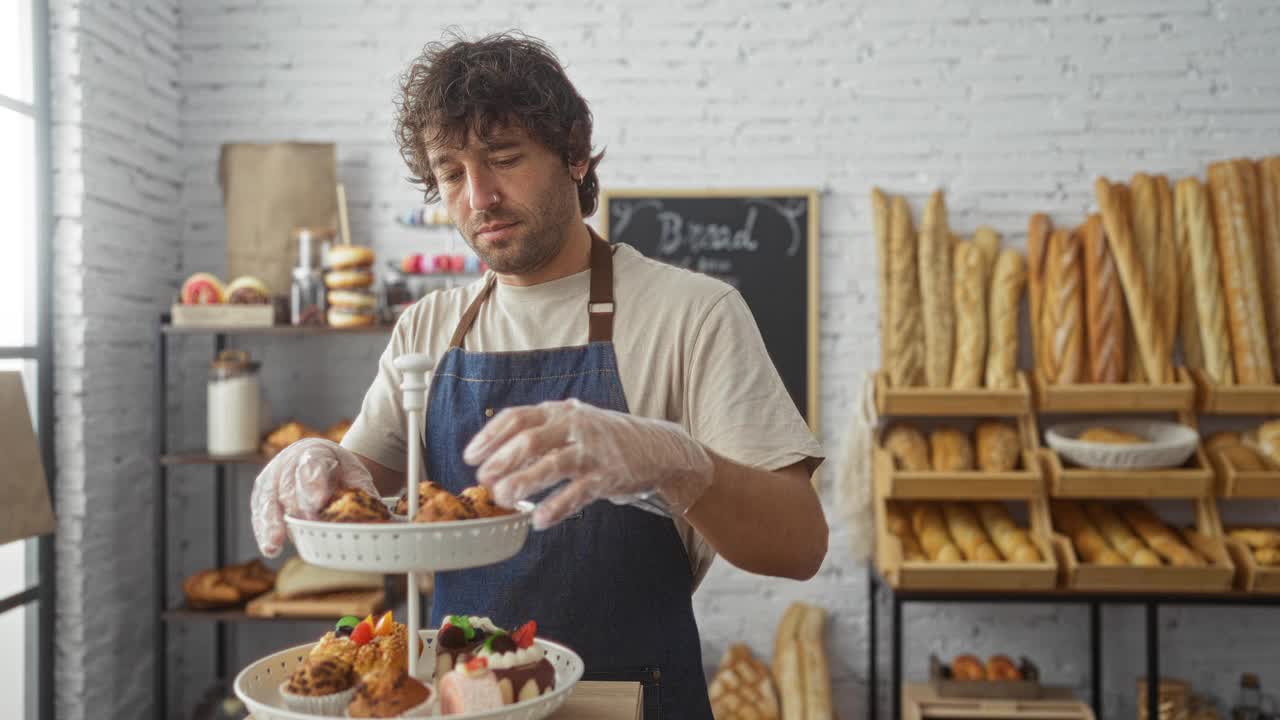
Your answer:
250;438;379;557
463;399;714;529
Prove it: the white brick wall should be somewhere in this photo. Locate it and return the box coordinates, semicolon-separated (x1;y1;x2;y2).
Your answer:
49;1;182;719
45;1;1280;717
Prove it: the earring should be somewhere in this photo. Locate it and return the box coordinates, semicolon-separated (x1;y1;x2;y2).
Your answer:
491;192;500;204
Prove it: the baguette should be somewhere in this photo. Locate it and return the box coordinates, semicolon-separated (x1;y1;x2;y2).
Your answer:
1095;177;1172;383
1131;175;1160;383
912;504;962;562
1155;175;1180;363
974;226;1000;278
1258;158;1280;381
1027;214;1052;381
887;196;926;387
920;190;954;386
985;249;1027;389
872;188;892;372
1239;159;1265;274
773;603;806;682
798;606;833;720
773;637;805;720
1178;177;1235;385
1042;228;1086;384
1119;503;1203;567
1084;501;1158;565
1052;500;1125;565
942;503;1001;562
975;501;1041;563
951;241;988;388
1209;160;1274;384
1173;177;1204;370
1082;214;1127;383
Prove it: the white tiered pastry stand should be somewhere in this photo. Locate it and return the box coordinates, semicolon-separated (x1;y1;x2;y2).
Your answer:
235;354;585;719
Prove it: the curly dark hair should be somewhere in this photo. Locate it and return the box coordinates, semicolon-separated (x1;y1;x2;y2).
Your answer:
394;30;605;217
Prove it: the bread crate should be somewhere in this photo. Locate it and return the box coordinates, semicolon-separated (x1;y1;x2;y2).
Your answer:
876;474;1058;592
875;418;1043;500
1192;368;1280;415
1208;445;1280;497
875;371;1032;417
1050;497;1234;592
902;683;1094;720
1031;369;1195;414
1041;447;1214;498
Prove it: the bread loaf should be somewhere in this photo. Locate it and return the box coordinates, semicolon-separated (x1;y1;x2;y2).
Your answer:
1177;177;1235;385
707;645;781;720
951;241;988;388
1095;178;1172;383
975;421;1020;472
1155;176;1180;356
1085;501;1154;564
1082;214;1127;383
1042;228;1085;384
888;196;925;387
974;226;1000;277
1172;177;1204;370
912;504;962;562
930;429;974;472
920;191;954;386
1257;158;1280;381
1119;503;1204;567
797;606;833;720
1027;214;1052;381
1052;500;1125;565
1208;161;1274;384
942;503;1001;562
884;425;930;471
1239;159;1265;273
872;188;892;372
1223;445;1268;472
985;249;1027;389
1257;420;1280;467
975;501;1042;563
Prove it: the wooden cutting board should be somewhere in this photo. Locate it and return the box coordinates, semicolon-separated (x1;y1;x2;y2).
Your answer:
245;589;385;619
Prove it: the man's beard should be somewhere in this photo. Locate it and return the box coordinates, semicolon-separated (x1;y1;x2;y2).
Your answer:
461;186;576;275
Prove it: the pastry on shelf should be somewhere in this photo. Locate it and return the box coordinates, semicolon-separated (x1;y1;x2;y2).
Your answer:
950;654;985;681
324;418;353;444
260;420;322;457
278;655;358;715
181;559;277;609
346;668;434;718
319;489;393;523
985;654;1021;681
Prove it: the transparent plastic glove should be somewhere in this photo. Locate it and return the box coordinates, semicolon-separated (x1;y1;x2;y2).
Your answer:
250;438;378;557
463;399;714;530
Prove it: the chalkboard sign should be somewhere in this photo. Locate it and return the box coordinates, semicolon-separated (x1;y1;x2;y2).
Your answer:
600;189;820;430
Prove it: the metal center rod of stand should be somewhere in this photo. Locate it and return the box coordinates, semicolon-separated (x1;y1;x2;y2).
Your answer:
395;353;434;680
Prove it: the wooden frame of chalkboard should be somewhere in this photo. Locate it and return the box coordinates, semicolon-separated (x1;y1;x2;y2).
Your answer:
599;188;820;432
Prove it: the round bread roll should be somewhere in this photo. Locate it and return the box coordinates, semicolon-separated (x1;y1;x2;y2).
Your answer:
934;544;964;563
327;245;375;270
327;308;376;329
986;655;1021;681
325;269;375;289
1132;549;1163;567
951;655;985;681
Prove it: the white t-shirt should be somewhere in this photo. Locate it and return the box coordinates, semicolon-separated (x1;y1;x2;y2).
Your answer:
342;242;824;586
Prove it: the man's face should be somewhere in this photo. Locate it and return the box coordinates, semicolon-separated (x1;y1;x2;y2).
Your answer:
427;126;579;275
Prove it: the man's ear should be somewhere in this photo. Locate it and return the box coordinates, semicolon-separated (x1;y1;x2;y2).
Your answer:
568;158;588;184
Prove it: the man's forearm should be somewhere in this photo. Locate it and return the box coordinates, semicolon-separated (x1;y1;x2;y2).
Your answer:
355;452;407;498
679;451;828;581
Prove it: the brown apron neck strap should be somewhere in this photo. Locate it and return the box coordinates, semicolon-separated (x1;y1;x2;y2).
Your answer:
447;226;616;349
588;226;615;343
448;274;496;349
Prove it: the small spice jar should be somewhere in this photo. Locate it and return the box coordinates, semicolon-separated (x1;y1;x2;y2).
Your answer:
207;349;261;456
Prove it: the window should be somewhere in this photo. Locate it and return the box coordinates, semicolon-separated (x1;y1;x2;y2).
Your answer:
1;1;52;719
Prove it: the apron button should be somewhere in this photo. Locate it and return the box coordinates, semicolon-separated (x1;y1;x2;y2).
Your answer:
484;408;495;418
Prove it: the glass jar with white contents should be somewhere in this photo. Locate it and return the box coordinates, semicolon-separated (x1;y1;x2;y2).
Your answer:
207;349;262;456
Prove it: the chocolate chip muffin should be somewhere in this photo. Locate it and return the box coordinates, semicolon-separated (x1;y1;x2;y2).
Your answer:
347;669;432;718
319;489;392;523
461;485;516;518
285;656;356;697
392;481;448;515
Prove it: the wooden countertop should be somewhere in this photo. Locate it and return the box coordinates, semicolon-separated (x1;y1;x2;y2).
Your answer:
552;681;643;719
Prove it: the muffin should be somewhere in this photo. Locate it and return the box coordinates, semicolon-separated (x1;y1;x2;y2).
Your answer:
461;486;517;518
346;669;434;718
392;481;448;515
354;622;423;677
320;489;392;523
412;491;476;523
278;656;358;715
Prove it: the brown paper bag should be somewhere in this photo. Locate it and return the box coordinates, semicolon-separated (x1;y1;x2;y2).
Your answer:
0;372;54;545
218;142;338;295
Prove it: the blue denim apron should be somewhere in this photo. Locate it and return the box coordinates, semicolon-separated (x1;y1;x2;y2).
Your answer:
425;230;713;719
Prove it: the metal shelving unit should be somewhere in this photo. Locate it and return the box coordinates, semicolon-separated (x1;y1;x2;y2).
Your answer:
152;314;394;719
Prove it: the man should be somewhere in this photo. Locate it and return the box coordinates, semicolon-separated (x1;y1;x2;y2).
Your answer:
251;31;826;718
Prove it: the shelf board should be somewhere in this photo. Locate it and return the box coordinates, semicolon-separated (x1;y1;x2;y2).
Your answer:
162;323;392;336
162;606;338;623
162;452;269;466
